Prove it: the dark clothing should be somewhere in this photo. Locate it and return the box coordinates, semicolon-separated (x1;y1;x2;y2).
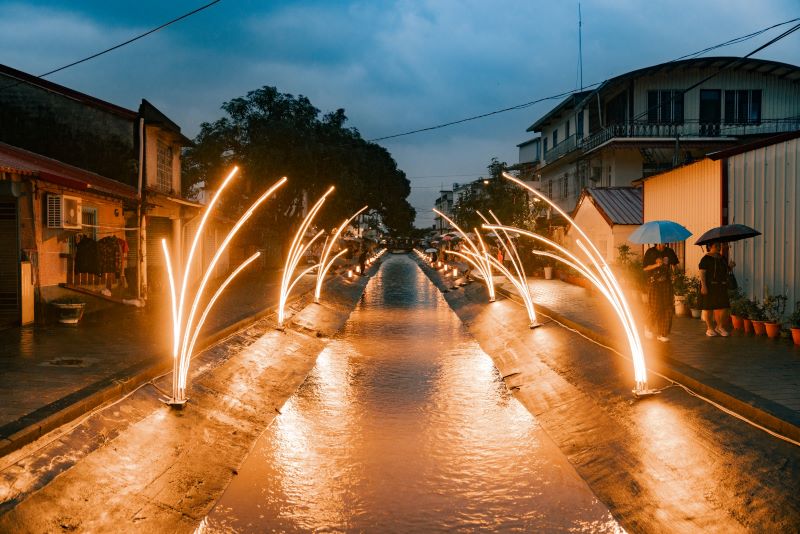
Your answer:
699;253;729;310
97;236;121;275
642;246;679;283
358;251;367;274
75;237;100;275
643;246;678;336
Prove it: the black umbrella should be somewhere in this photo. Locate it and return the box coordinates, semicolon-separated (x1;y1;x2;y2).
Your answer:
694;224;761;246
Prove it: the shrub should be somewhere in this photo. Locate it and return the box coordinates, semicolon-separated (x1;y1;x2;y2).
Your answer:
762;290;788;323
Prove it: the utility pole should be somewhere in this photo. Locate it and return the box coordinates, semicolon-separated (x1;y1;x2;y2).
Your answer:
578;2;583;91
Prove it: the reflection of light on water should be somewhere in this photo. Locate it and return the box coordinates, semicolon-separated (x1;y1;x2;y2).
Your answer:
203;255;623;532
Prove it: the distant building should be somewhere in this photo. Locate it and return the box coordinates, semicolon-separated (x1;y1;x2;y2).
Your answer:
641;131;800;306
517;57;800;214
566;187;643;264
0;63;196;325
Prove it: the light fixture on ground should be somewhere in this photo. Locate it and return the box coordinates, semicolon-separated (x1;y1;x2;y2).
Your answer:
500;171;653;396
315;206;368;303
278;186;334;328
432;208;496;302
162;168;287;407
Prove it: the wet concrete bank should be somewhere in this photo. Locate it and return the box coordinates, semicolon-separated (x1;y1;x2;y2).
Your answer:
418;258;800;534
0;269;374;533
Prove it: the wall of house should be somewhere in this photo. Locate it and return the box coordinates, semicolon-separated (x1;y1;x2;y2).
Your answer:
518;140;541;164
631;69;800;132
144;126;181;195
0;73;137;186
643;158;721;274
566;199;616;263
610;149;644;185
727;137;800;307
31;183;126;291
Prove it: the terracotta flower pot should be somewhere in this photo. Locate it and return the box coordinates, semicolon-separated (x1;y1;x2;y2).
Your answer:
752;320;766;336
743;318;753;334
730;315;744;331
791;328;800;346
764;322;781;338
690;308;702;319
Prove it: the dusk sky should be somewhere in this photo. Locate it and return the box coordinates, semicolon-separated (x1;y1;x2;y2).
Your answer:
2;0;798;227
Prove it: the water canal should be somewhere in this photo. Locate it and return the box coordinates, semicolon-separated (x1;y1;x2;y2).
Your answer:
203;254;622;532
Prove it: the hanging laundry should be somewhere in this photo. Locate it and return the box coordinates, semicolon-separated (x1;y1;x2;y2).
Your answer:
75;235;100;275
97;236;121;275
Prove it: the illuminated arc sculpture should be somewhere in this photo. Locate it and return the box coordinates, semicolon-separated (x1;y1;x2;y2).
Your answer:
477;210;540;327
315;205;368;303
278;186;335;326
431;208;495;301
499;171;652;395
162;168;288;406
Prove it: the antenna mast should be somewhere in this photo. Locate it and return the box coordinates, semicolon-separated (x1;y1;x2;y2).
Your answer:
578;2;583;90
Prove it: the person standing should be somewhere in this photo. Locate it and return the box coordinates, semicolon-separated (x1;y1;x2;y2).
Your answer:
358;247;367;276
642;243;679;342
699;242;730;337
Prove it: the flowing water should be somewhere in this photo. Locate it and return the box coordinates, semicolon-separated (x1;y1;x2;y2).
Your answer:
203;254;622;532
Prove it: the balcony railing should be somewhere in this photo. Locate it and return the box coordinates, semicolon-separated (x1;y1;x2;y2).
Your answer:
543;134;577;162
580;119;800;153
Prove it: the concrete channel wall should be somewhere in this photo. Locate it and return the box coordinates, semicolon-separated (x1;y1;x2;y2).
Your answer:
0;267;375;532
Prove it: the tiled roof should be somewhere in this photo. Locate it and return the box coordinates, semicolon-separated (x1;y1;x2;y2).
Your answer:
0;142;137;200
585;187;642;225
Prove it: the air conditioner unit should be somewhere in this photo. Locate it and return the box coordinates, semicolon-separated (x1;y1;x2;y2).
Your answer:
46;194;82;229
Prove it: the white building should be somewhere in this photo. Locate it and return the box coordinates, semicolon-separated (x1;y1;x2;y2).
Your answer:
517;57;800;213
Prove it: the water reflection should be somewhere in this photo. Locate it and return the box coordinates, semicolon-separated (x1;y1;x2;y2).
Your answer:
204;255;622;532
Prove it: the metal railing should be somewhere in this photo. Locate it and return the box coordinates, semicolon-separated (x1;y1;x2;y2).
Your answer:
580;118;800;153
543;134;577;162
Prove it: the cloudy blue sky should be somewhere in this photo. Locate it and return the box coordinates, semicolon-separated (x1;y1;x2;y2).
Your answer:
1;0;798;227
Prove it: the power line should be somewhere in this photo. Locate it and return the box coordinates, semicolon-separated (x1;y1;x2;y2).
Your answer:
0;1;222;92
368;17;800;144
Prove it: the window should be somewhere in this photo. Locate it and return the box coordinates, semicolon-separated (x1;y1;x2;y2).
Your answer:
576;111;584;139
647;90;684;124
724;89;761;124
561;176;569;199
547;180;553;198
552;129;558;148
565;120;570;138
543;138;548;155
156;140;173;192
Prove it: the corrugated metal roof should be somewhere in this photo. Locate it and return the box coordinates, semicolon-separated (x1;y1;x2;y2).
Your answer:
587;187;643;225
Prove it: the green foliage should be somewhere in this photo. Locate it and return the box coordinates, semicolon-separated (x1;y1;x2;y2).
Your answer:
182;86;416;242
729;288;748;317
451;159;536;231
615;244;645;289
762;289;787;323
685;275;701;308
748;299;766;321
788;302;800;328
671;271;689;296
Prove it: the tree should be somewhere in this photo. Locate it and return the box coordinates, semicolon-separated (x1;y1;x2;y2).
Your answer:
183;86;415;244
451;158;534;231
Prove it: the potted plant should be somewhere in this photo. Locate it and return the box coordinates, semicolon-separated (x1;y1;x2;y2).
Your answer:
762;291;787;339
749;299;767;335
51;296;86;325
543;259;554;280
672;271;689;317
729;292;747;331
788;302;800;346
686;276;702;318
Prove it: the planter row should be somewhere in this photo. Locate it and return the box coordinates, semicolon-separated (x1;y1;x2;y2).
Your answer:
730;315;800;344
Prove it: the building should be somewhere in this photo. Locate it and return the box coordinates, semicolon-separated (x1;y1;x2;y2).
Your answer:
641;131;800;307
518;57;800;213
0;63;196;325
566;187;643;264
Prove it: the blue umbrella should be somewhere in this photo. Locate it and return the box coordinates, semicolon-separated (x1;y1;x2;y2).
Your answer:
628;220;691;244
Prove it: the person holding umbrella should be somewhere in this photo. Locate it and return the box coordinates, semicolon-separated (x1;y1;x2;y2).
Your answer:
642;243;679;341
628;220;692;342
694;224;760;337
698;242;731;336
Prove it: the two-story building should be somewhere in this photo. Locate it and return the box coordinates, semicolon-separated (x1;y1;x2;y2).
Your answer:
0;63;196;324
518;57;800;213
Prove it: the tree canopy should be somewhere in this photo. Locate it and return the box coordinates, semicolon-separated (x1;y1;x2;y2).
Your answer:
451;158;535;231
183;86;415;242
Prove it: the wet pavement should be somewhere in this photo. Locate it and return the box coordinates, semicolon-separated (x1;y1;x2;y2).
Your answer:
0;268;316;440
0;265;371;533
203;254;621;532
424;258;800;532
